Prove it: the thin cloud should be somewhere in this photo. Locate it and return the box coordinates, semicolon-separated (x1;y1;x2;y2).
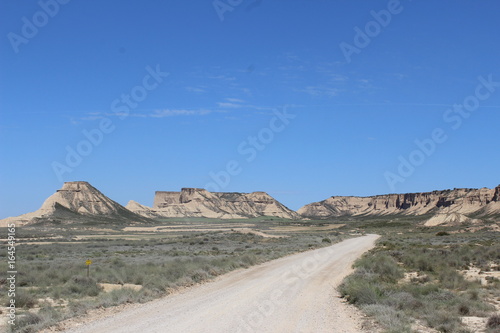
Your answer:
185;86;206;93
207;74;236;81
225;98;245;103
149;109;212;118
329;74;348;82
80;109;214;121
298;86;340;97
217;102;243;108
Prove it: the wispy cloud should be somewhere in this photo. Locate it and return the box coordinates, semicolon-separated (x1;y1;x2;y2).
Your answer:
225;98;245;103
217;102;243;108
298;86;340;97
207;74;236;81
217;97;248;109
329;73;348;82
185;86;206;93
79;108;214;121
80;115;104;121
149;109;212;118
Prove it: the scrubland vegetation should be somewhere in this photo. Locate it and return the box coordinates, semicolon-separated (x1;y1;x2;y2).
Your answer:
0;219;346;332
339;222;500;333
2;216;498;333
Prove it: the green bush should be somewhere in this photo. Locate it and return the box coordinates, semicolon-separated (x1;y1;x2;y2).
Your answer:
424;309;460;333
13;312;42;332
62;276;102;297
362;304;411;333
338;277;382;305
354;254;403;283
382;291;421;311
15;290;37;309
97;288;148;307
339;230;499;333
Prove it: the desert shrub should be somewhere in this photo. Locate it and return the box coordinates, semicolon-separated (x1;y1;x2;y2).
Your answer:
338;277;382;305
467;289;480;301
423;289;455;302
437;267;473;290
436;231;450;236
97;288;147;307
174;276;195;287
62;276;101;297
15;290;37;309
13;304;66;332
486;315;500;330
362;304;411;333
190;269;210;282
67;300;94;317
403;283;440;297
354;254;403;283
424;309;461;332
37;304;63;322
458;303;470;315
382;291;421;311
13;312;42;332
402;253;436;272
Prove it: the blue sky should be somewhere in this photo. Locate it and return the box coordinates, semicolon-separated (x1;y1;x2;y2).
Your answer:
1;0;499;218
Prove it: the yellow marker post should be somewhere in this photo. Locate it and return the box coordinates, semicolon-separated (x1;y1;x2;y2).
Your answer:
85;259;92;277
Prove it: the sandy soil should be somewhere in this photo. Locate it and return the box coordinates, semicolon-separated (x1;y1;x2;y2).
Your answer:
460;265;500;286
98;283;143;292
121;225;284;238
122;224;256;232
269;224;346;232
236;228;285;238
58;234;379;333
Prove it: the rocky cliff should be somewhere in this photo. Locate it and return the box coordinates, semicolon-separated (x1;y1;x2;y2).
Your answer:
1;181;148;226
127;188;299;219
298;185;500;221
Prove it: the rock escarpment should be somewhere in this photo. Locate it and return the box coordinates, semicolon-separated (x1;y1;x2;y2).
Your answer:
1;181;148;226
298;185;500;222
127;188;299;219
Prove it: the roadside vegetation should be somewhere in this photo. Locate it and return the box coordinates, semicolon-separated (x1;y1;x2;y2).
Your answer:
339;222;500;333
0;218;348;332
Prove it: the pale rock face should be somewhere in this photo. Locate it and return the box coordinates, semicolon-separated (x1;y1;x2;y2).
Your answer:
125;200;159;219
1;181;146;226
128;188;299;219
424;213;482;227
298;185;500;219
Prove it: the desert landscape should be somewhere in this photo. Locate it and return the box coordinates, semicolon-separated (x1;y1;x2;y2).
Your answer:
3;2;500;333
0;182;499;332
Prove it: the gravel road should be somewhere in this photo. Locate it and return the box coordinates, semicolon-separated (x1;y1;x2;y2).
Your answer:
64;234;379;333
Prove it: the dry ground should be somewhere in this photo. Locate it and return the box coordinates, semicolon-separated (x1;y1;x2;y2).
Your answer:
57;235;379;333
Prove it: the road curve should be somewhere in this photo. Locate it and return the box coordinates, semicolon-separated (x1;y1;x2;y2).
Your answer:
65;234;379;333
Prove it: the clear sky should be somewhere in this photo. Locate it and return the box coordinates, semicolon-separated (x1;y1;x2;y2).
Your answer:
1;0;499;218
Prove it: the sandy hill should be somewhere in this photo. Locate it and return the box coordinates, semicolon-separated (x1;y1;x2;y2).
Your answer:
4;182;498;227
423;213;483;227
126;188;299;219
298;185;500;225
0;181;148;226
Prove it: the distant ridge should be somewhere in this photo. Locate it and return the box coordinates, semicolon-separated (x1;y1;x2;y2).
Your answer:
298;185;500;225
2;182;498;227
127;188;299;219
0;181;149;226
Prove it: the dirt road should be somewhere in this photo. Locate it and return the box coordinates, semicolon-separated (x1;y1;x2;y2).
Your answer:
65;234;379;333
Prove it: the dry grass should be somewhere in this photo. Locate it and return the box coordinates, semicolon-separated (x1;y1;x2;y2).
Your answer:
339;228;499;333
0;219;349;332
